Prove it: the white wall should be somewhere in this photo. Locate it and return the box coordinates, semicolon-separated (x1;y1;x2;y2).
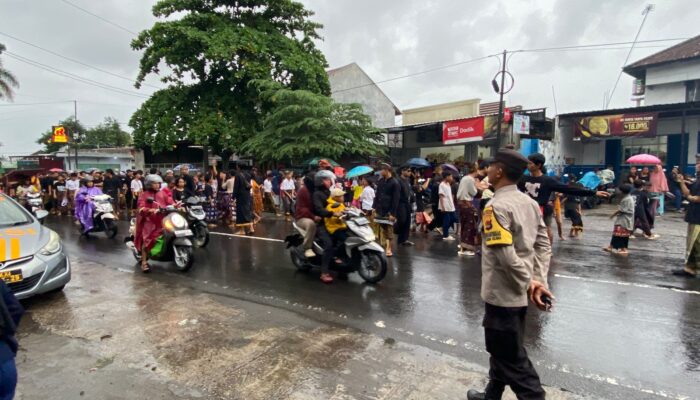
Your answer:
329;64;396;128
645;82;686;105
646;59;700;86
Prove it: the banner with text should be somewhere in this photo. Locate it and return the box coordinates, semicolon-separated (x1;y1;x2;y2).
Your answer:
574;112;658;140
442;117;484;145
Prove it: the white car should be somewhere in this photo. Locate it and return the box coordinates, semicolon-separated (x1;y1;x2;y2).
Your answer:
0;193;71;299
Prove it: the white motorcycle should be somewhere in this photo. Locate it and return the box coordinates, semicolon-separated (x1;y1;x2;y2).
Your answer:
80;194;118;238
285;207;388;283
25;192;44;221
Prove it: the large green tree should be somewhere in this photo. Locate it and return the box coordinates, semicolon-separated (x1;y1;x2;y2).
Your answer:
0;43;19;101
36;116;87;153
83;117;131;148
129;0;330;156
241;81;385;163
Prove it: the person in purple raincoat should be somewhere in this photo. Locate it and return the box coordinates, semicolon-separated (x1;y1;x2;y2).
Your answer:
74;176;103;234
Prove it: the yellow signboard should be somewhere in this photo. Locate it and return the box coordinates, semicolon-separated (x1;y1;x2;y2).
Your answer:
52;125;68;143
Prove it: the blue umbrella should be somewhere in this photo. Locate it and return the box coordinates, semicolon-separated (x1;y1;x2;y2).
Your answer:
406;158;431;168
346;165;374;179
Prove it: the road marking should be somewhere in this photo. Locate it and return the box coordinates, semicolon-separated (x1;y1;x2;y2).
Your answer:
554;273;700;295
209;231;285;243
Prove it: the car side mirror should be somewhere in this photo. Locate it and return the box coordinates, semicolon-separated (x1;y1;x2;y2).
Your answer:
35;209;49;221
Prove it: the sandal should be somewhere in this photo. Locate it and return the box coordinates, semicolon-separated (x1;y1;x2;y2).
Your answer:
141;263;151;273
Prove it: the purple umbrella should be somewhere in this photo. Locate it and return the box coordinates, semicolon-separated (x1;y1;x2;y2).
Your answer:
441;163;459;173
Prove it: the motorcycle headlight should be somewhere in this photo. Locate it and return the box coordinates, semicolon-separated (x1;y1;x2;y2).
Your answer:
40;230;62;255
171;213;188;229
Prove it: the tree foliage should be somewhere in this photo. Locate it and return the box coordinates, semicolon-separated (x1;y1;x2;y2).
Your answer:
0;43;19;101
240;81;386;163
83;117;131;148
129;0;330;155
36;116;131;152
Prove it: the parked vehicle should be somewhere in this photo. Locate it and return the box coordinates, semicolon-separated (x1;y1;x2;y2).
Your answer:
285;208;387;283
0;194;71;299
79;194;118;238
125;203;195;272
183;196;209;248
25;192;44;220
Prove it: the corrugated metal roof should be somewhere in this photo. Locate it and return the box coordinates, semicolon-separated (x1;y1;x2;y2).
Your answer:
624;35;700;77
557;101;700;118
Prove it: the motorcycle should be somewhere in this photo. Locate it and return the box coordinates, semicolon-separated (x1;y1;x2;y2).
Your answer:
284;207;388;283
124;201;195;272
26;192;44;221
80;194;118;238
183;196;209;248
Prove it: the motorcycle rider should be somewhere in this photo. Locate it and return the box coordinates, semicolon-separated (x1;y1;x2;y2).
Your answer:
294;172;318;258
312;170;338;284
135;174;166;273
75;176;103;235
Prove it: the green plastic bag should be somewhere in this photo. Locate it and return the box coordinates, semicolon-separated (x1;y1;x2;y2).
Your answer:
150;236;165;258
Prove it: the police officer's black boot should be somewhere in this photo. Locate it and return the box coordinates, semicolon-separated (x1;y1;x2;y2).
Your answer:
467;381;505;400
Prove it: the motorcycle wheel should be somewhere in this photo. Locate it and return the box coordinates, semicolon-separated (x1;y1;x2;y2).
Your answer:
290;249;311;271
358;251;387;283
192;225;210;248
104;219;118;239
173;245;194;272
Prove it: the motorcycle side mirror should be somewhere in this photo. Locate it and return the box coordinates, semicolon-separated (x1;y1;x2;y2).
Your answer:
35;209;49;222
331;202;342;209
147;198;155;204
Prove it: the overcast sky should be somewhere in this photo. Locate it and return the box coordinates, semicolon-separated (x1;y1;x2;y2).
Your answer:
0;0;698;155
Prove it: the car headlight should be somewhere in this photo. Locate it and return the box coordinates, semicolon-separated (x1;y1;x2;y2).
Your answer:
40;230;62;255
171;213;188;229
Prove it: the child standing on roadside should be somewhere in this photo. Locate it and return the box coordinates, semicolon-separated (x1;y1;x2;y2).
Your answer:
604;184;634;256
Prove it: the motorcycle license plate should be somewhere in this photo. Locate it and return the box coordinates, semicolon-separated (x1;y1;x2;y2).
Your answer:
354;217;369;226
0;269;23;284
174;229;193;237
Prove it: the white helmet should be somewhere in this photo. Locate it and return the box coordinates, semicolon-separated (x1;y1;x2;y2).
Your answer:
314;169;336;187
144;174;163;187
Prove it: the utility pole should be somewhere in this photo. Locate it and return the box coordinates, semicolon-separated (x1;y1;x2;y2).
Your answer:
495;50;507;150
73;100;78;171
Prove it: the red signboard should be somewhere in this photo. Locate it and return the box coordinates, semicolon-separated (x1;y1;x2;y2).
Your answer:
442;117;485;145
503;108;512;123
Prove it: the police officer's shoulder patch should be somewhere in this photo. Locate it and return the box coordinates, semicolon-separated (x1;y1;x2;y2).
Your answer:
482;205;513;246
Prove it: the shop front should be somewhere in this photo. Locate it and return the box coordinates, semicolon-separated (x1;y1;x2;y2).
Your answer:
557;102;700;180
386;108;553;166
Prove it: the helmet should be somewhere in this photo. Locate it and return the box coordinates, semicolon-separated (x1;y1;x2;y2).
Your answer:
144;174;163;187
81;175;94;185
314;169;335;187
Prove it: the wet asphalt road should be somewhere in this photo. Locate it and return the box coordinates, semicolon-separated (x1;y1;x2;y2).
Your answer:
46;209;700;400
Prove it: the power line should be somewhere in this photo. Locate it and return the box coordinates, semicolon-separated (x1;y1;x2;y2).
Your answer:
0;31;162;90
4;51;151;99
0;101;72;107
332;54;497;93
60;0;138;36
516;36;684;53
606;4;655;109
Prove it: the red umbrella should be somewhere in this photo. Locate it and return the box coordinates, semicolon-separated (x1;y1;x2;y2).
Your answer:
626;154;661;165
49;168;64;172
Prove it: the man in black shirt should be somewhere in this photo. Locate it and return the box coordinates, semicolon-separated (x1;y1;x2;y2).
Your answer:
102;169;121;216
675;155;700;278
180;165;196;197
51;175;68;215
373;163;401;257
396;167;415;246
518;153;608;243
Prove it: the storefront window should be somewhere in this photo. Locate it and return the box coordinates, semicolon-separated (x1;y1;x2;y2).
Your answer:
621;136;667;163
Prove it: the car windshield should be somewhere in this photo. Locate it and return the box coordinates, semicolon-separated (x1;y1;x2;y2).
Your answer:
0;194;33;227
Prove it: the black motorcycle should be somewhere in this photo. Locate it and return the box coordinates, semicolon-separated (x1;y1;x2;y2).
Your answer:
183;196;209;248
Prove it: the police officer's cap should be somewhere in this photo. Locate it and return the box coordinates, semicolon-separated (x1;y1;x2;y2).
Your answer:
495;149;529;171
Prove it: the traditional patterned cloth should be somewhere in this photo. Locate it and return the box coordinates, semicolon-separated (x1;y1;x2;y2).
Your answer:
217;192;232;224
251;180;264;217
610;225;631;250
458;200;480;250
74;185;103;233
